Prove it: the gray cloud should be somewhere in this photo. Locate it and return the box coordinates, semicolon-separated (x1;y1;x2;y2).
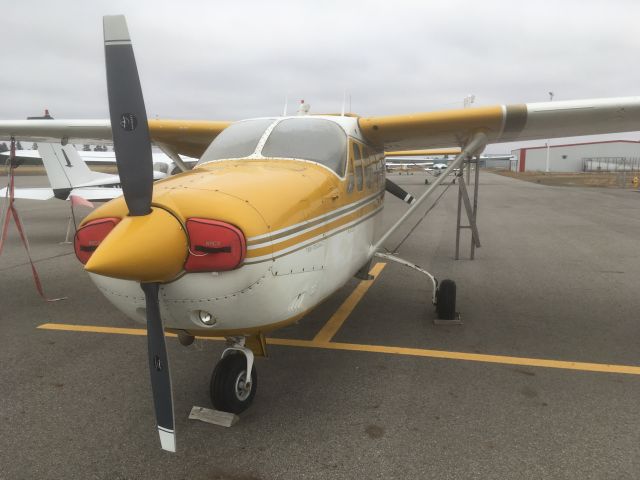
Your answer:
1;0;639;152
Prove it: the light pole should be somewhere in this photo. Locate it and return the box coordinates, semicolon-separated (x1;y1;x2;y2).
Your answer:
545;91;554;172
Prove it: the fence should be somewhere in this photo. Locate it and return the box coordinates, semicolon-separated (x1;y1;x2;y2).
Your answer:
583;157;640;172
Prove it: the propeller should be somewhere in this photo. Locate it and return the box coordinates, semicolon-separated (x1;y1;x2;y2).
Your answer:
104;15;153;216
103;15;176;452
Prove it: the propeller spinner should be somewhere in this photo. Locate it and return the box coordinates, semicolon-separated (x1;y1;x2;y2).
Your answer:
103;15;176;452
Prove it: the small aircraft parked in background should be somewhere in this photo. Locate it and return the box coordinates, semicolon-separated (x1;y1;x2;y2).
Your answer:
1;147;196;175
1;143;166;202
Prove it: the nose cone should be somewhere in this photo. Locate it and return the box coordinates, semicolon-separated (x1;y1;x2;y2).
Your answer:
85;208;188;282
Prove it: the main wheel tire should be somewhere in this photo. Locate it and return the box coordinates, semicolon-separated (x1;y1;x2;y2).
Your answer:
210;352;257;414
436;279;457;320
424;178;430;185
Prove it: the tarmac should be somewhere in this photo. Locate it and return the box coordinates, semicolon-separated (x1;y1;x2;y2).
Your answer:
1;171;639;479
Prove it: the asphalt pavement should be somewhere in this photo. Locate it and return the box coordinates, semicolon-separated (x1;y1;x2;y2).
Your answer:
1;172;639;480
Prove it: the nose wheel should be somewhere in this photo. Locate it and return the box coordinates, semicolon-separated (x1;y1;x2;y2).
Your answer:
210;344;257;414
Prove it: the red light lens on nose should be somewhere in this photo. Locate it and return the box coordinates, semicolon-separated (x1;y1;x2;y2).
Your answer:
73;217;121;264
184;218;246;272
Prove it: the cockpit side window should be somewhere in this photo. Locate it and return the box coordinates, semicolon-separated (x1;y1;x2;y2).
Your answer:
261;118;347;176
198;119;275;164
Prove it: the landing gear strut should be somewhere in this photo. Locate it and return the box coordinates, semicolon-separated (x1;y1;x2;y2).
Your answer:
210;337;257;414
374;252;460;323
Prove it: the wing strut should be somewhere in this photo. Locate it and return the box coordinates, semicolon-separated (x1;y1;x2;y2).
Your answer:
156;142;190;172
454;156;481;260
372;131;487;253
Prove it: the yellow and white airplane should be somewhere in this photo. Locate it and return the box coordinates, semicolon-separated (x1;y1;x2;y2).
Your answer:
2;16;640;452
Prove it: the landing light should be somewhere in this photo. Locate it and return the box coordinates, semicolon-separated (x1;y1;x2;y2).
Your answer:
197;310;216;326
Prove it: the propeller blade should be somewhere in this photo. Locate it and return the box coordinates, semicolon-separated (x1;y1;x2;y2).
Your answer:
385;179;415;205
103;15;153;216
141;282;176;452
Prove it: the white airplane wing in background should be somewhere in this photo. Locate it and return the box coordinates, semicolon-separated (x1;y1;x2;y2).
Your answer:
63;187;123;202
0;187;55;200
0;186;122;202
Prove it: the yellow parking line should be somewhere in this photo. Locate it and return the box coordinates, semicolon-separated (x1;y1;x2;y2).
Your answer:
37;322;640;376
38;322;225;340
302;341;640;376
312;262;386;343
39;323;155;336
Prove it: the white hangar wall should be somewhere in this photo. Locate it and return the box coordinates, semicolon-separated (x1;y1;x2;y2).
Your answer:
512;140;640;172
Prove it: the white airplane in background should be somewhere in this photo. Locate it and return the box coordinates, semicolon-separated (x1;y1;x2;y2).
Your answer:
385;160;455;184
1;148;197;175
1;143;167;202
1;15;640;453
386;153;512;185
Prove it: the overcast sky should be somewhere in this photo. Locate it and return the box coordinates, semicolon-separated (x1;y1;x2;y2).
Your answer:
2;0;639;152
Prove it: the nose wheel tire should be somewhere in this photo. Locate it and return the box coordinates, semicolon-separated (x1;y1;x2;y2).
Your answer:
436;279;457;320
210;352;257;414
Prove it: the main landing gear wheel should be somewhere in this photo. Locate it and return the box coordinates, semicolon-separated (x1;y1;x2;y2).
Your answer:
424;178;430;185
210;352;257;414
436;279;457;320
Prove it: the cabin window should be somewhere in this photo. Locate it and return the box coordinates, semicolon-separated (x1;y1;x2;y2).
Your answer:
261;118;347;175
199;119;274;164
347;161;355;193
376;153;385;187
352;142;364;191
364;146;374;189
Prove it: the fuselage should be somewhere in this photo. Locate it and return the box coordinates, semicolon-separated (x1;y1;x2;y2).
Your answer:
77;115;386;336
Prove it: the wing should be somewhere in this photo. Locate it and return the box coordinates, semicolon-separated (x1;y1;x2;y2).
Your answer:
0;119;231;158
359;97;640;150
0;186;123;202
0;187;55;200
68;187;123;202
148;119;231;158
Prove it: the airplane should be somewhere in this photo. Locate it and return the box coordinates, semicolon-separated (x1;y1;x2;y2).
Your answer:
385;160;453;184
430;162;449;173
384;148;458;174
1;143;167;202
1;147;197;175
385;150;513;179
1;15;639;453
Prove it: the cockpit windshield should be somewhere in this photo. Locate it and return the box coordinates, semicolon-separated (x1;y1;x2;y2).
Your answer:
199;119;274;163
261;118;347;176
198;117;348;177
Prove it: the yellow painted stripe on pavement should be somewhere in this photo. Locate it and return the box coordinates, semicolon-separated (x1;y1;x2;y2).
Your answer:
312;262;386;343
37;322;640;376
39;323;153;336
299;341;640;376
37;323;223;340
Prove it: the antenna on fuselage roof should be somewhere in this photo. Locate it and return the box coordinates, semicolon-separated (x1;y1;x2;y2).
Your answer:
283;96;288;116
297;99;310;116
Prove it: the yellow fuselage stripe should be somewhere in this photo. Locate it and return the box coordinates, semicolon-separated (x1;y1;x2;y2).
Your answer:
37;323;640;376
247;199;383;258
